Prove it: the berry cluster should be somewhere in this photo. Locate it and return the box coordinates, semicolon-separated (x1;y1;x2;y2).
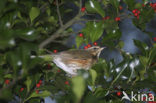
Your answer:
84;42;98;49
150;3;156;12
35;80;42;94
36;80;42;88
78;33;98;49
132;9;141;19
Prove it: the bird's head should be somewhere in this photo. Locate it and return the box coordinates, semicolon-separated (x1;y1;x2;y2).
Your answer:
86;46;106;58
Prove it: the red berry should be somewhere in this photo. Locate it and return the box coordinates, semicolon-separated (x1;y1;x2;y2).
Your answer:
79;33;83;37
103;16;110;20
142;4;145;7
65;81;69;85
117;91;122;96
20;88;24;92
93;42;97;46
53;49;57;53
36;83;40;88
5;79;10;84
134;13;138;16
84;46;88;49
153;3;156;8
133;9;140;14
47;64;51;69
115;17;120;21
132;9;136;13
57;69;61;72
81;7;86;12
36;90;39;94
143;96;146;101
150;3;153;7
106;16;110;19
39;80;42;84
154;37;156;42
87;44;91;48
119;6;123;10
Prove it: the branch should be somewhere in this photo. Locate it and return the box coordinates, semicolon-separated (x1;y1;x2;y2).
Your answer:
56;0;63;27
39;0;84;49
79;0;82;12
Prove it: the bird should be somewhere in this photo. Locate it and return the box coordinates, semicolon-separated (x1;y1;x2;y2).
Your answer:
50;46;105;76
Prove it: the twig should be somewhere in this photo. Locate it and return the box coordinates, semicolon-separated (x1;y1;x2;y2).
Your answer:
56;0;63;27
39;0;84;49
105;66;126;96
79;18;101;22
79;0;82;12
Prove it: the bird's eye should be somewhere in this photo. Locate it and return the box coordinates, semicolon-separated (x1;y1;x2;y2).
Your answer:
94;48;97;50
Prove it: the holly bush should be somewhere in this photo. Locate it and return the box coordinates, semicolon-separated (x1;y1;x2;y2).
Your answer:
0;0;156;103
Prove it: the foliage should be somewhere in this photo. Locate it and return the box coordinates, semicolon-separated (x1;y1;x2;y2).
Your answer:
0;0;156;103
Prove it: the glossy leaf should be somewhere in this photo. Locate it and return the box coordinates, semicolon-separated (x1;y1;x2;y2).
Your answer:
29;7;40;23
103;29;121;42
89;69;97;85
15;28;39;41
123;0;136;10
149;47;156;64
26;90;51;101
72;76;85;101
0;0;6;13
76;36;84;48
6;51;20;71
25;77;32;93
16;43;38;70
110;0;119;11
86;0;105;17
0;29;15;49
118;41;124;48
139;56;148;68
133;39;148;55
82;21;104;42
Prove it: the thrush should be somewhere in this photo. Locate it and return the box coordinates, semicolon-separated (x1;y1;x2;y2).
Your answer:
50;46;105;76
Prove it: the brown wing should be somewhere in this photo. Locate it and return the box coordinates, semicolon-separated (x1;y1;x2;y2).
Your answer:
63;58;93;70
58;50;95;69
59;50;92;60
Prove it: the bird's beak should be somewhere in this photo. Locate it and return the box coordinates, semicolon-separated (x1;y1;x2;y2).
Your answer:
100;47;106;51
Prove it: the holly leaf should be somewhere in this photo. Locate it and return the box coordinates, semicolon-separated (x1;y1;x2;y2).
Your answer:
86;0;105;17
26;90;51;102
72;76;85;101
76;36;84;48
82;21;104;42
25;77;32;93
89;69;97;85
29;7;40;23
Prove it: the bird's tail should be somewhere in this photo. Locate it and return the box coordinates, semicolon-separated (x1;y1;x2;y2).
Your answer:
30;54;53;61
30;49;55;61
